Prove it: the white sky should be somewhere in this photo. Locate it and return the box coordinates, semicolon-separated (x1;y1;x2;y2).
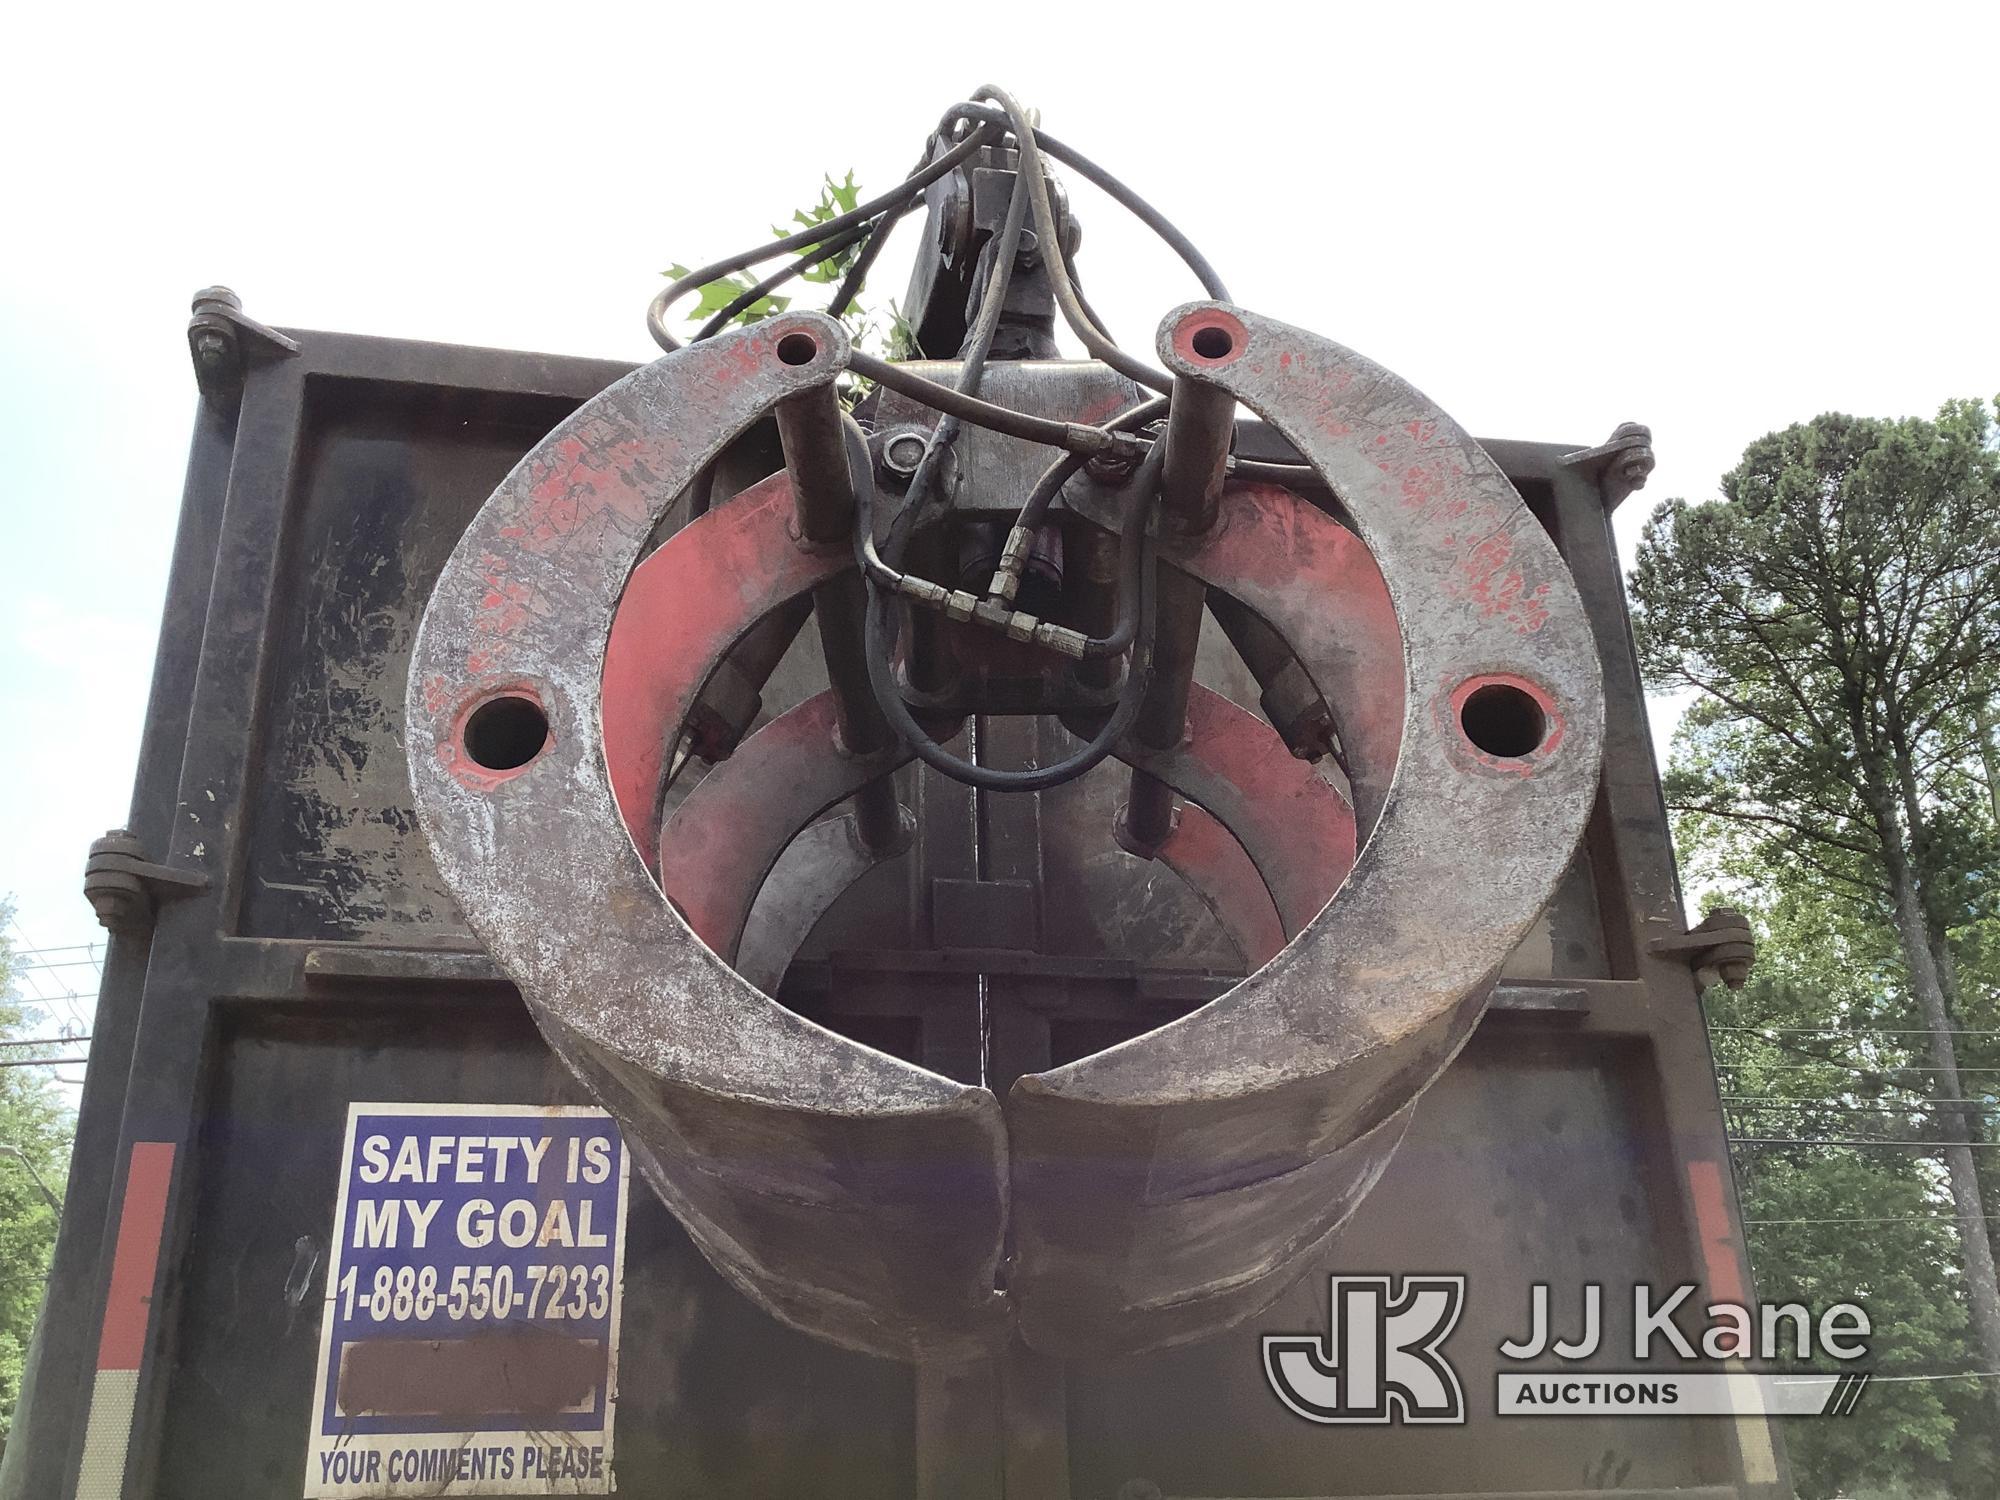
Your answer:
1;1;1995;1033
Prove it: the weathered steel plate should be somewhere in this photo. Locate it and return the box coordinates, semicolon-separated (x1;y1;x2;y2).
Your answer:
1003;304;1605;1356
406;315;1009;1362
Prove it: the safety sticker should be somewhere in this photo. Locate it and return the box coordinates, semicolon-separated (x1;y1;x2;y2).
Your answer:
305;1103;630;1496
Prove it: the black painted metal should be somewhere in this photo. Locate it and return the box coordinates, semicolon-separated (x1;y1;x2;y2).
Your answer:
9;311;1783;1500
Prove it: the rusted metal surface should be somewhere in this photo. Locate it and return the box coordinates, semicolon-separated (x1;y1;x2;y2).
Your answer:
25;267;1786;1494
600;468;846;871
736;812;899;995
1121;347;1241;850
407;314;1009;1362
1114;684;1355;940
1064;469;1407;834
869;359;1145;519
1147;806;1286;968
1117;561;1205;855
683;596;813;763
1004;304;1606;1357
1204;589;1340;761
776;379;907;851
655;691;911;959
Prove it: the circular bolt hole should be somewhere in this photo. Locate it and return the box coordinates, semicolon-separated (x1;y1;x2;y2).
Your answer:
1190;325;1234;360
463;694;550;771
1458;683;1547;759
776;332;819;367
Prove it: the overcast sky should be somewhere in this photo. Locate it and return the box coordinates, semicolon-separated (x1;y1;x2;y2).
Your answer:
2;2;1994;1033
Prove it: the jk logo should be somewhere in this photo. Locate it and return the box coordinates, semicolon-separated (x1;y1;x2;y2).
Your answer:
1263;1276;1467;1424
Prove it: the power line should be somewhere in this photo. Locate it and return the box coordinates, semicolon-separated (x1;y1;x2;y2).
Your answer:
0;1036;90;1049
1713;1025;2000;1038
15;1000;95;1037
5;916;101;1012
5;941;104;964
5;921;97;1037
1721;1097;1997;1111
0;1058;88;1071
3;985;96;1035
1765;1368;2000;1384
1729;1136;2000;1150
1745;1213;2000;1227
1717;1062;2000;1074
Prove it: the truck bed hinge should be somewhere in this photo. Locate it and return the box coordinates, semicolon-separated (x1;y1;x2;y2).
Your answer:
1648;905;1755;990
189;284;300;402
1560;421;1655;511
84;828;209;934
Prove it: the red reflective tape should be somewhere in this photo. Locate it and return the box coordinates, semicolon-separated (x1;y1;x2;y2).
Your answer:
1687;1158;1747;1305
96;1141;176;1372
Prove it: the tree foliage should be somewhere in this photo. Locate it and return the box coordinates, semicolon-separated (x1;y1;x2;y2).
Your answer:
1705;898;1995;1496
0;906;75;1447
1637;400;2000;1494
663;170;913;367
1634;400;2000;929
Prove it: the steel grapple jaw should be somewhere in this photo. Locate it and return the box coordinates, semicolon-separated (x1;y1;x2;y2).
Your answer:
406;303;1604;1362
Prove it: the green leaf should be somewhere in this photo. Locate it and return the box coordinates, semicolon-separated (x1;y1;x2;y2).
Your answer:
663;168;881;337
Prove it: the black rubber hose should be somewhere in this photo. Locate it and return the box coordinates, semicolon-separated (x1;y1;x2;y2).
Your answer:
694;218;877;341
843;153;1162;792
852;159;1033;592
648;121;1000;353
853;154;1155;793
1014;395;1169;540
849;409;1161;793
940;102;1231;303
898;142;1035;519
857;164;1159;665
846;351;1116;455
1075;439;1166;661
827;199;913;318
856;425;1164;666
967;86;1169;393
657;95;1212;787
861;508;1157;794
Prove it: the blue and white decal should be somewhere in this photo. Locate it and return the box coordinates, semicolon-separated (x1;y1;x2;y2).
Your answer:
305;1103;630;1496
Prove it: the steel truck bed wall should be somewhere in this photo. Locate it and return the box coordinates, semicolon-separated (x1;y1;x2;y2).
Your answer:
9;318;1782;1500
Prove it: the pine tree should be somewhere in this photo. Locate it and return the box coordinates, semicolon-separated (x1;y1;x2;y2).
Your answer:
1633;400;2000;1446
